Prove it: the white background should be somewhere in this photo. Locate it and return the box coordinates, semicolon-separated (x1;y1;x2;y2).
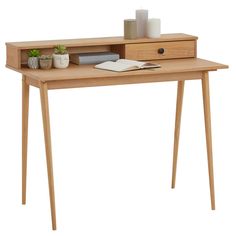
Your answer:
0;0;234;235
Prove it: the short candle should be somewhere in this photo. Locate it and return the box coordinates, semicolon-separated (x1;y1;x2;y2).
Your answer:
147;18;161;38
124;19;137;39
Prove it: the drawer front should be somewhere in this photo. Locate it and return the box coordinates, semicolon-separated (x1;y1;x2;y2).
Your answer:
125;40;196;60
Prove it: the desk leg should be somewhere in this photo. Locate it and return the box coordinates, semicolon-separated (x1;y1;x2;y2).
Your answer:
171;80;185;188
40;82;57;230
202;72;215;210
22;76;29;205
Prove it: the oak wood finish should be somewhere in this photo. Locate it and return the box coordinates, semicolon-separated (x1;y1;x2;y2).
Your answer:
25;76;40;88
40;82;57;230
46;71;201;90
6;34;197;49
22;76;29;205
202;72;215;210
171;80;185;188
7;58;227;85
6;45;20;69
6;34;197;69
5;34;228;230
125;41;195;60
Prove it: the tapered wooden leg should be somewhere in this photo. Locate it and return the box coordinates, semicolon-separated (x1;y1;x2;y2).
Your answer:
171;80;185;188
40;82;57;230
22;76;29;205
202;72;215;210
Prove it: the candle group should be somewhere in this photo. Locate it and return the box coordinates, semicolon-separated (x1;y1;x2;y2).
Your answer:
124;10;161;39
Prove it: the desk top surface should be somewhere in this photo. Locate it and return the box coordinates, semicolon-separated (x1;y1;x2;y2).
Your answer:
9;58;227;83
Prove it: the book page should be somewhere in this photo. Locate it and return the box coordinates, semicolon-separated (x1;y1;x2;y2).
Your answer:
116;59;145;68
95;59;161;72
95;61;138;72
117;59;160;69
141;62;161;68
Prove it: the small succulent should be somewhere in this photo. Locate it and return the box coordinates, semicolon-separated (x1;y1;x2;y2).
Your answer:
39;55;52;60
54;45;68;55
28;49;40;57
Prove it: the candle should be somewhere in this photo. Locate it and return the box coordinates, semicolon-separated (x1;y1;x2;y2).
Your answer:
135;9;148;38
147;18;161;38
124;19;137;39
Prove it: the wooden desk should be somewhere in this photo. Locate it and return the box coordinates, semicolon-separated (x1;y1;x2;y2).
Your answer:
6;34;228;230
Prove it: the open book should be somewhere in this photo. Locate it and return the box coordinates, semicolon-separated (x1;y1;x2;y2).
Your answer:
95;59;161;72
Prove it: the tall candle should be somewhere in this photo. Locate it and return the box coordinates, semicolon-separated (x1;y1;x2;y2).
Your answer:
136;9;148;38
147;18;161;38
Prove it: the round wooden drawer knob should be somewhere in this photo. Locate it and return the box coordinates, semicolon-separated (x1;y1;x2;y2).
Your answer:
158;48;165;54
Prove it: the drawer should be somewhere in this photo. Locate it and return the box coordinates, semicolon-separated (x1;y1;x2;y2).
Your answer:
125;40;196;60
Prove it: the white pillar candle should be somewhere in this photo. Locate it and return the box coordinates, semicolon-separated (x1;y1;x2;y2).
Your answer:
147;18;161;38
136;9;148;38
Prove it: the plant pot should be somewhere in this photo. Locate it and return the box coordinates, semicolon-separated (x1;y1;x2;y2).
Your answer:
28;57;39;69
39;58;53;70
53;53;69;69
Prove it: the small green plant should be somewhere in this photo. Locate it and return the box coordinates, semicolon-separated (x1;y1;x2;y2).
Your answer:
28;49;40;57
54;45;68;55
39;55;52;60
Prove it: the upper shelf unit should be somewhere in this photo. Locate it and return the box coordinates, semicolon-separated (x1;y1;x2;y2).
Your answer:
6;33;198;69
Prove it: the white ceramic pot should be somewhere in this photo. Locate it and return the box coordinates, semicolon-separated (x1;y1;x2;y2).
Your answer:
53;54;69;69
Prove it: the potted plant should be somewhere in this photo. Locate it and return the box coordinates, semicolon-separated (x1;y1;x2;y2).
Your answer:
28;49;40;69
53;45;69;69
39;55;53;70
